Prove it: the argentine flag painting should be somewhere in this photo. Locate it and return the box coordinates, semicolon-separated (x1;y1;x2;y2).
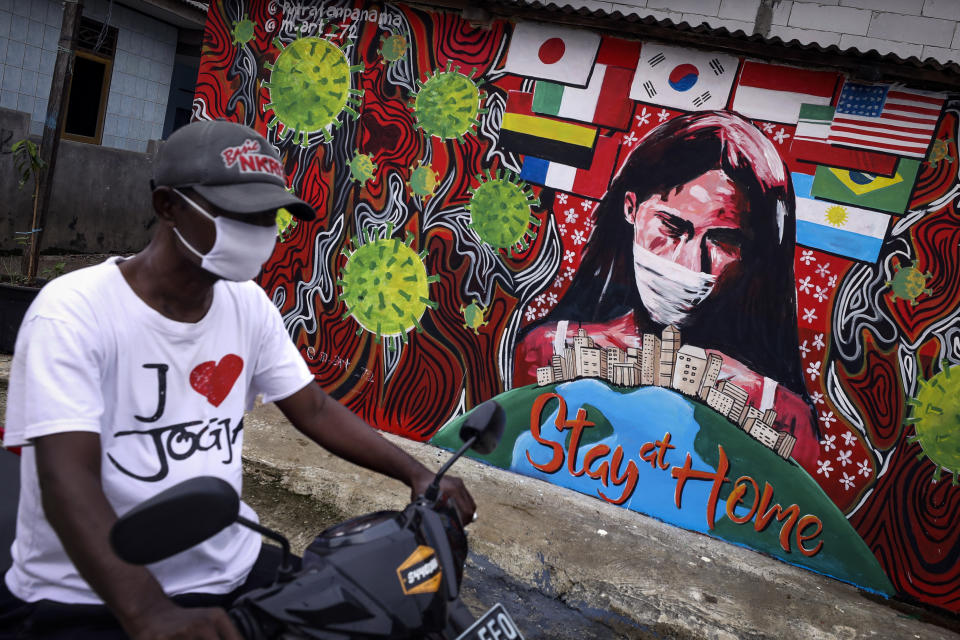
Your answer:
792;173;889;263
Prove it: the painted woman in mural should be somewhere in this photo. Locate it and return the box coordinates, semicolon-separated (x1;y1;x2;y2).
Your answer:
516;111;819;466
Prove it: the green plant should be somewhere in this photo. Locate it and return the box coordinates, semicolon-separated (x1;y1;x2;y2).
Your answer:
43;261;66;279
11;139;45;188
0;257;64;285
9;138;47;284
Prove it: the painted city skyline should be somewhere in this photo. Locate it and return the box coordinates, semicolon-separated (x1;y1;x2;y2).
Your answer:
535;325;797;461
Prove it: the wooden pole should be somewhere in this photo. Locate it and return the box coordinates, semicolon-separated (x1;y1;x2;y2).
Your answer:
22;0;83;281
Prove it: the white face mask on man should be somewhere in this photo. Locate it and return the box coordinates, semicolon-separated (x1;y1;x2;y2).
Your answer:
172;188;277;282
632;243;717;327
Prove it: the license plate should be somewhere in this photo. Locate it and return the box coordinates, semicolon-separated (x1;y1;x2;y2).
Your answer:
455;603;524;640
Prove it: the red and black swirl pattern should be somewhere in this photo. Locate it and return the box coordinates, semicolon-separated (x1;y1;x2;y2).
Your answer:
850;424;960;612
198;0;960;614
910;114;958;209
838;334;905;451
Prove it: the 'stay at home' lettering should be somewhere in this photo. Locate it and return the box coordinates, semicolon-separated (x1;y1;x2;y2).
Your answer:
527;392;639;505
526;393;824;556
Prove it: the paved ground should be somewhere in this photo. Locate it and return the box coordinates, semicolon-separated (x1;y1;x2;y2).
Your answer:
242;401;960;640
2;353;959;639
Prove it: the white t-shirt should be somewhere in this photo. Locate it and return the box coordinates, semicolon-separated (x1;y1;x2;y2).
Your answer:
3;258;314;604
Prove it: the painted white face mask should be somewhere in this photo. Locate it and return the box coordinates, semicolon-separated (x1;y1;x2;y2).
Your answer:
632;244;717;327
172;188;277;281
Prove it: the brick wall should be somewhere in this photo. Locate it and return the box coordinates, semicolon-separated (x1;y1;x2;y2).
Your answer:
536;0;960;64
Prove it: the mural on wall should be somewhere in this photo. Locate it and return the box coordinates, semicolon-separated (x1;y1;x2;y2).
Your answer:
197;0;960;612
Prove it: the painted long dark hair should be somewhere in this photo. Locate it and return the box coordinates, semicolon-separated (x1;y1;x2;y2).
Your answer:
539;111;806;395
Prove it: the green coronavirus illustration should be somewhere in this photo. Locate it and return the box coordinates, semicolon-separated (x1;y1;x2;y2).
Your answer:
231;15;256;46
927;138;954;168
467;168;541;254
461;301;488;334
409;61;487;141
262;29;364;146
906;360;960;484
338;222;440;344
407;162;439;198
275;207;297;242
348;152;377;185
379;33;408;63
886;258;933;306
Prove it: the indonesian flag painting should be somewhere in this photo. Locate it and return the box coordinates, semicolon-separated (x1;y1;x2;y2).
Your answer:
503;21;601;87
731;61;839;124
629;43;739;112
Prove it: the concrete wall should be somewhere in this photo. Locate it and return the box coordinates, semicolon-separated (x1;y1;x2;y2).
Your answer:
0;107;154;253
0;0;178;151
196;0;960;617
536;0;960;64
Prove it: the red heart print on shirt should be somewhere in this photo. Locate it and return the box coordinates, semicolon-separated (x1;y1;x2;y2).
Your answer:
189;355;244;407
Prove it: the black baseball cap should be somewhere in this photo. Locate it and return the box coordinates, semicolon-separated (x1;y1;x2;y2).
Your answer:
152;120;316;221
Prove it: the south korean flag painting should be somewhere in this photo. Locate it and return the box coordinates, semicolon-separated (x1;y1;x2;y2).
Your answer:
630;43;739;112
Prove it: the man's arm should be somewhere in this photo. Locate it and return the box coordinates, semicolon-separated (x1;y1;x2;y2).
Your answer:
34;432;242;640
274;383;476;522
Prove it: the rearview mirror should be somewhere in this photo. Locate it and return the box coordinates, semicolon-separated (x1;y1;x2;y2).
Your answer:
459;400;505;455
110;476;239;565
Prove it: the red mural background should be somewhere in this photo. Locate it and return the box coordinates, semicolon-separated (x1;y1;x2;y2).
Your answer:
195;0;960;612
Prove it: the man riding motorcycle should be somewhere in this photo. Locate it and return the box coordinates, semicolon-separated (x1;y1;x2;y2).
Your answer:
0;120;474;640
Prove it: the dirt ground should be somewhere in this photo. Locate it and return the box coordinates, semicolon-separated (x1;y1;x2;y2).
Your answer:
241;460;349;556
0;253;120;281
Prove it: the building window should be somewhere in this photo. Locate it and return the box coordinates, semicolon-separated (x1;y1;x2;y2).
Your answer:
62;17;117;144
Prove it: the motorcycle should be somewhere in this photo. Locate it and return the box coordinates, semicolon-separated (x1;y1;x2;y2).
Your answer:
109;400;524;640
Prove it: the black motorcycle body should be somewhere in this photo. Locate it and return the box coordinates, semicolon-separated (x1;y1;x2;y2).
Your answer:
111;400;513;640
229;501;471;639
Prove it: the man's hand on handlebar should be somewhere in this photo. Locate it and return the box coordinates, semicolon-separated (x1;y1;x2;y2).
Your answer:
410;470;477;525
127;603;243;640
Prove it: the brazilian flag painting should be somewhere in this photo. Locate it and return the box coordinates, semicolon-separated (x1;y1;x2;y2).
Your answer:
810;158;920;215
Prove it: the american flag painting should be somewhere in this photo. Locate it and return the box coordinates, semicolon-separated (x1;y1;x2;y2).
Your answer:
827;82;944;158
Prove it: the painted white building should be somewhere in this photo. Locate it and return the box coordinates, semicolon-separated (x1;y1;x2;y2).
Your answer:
672;344;708;396
0;0;205;151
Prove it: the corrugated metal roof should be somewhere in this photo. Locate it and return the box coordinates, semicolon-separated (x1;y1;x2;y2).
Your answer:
175;0;960;87
482;0;960;90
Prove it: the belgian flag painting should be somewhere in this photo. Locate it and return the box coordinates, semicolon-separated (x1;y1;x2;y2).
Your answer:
499;91;599;169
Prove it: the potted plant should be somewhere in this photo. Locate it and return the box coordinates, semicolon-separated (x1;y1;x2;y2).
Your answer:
0;139;62;353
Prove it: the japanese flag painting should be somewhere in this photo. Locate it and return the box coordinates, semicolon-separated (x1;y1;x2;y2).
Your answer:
630;43;739;112
503;21;601;87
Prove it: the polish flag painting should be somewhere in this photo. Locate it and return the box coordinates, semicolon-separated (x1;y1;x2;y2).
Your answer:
731;61;839;124
629;43;739;112
828;82;945;158
502;21;601;86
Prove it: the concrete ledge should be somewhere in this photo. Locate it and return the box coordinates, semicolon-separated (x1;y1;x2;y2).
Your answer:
242;403;959;640
0;353;954;638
